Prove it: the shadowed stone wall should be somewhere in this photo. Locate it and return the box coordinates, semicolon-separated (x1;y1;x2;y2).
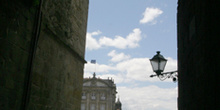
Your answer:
0;0;89;110
0;0;37;109
177;0;219;109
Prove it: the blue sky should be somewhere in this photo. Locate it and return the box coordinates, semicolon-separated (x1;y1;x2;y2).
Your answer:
84;0;178;110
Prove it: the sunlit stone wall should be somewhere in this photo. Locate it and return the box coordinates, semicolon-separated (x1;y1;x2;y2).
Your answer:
29;0;89;109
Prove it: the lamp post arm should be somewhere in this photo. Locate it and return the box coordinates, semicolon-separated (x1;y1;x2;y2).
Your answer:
149;70;178;82
161;70;178;75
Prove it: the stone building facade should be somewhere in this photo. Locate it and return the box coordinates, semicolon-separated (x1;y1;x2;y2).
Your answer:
177;0;219;109
0;0;89;110
81;73;118;110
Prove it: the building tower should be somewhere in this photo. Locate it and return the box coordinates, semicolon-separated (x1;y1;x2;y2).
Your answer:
115;98;122;110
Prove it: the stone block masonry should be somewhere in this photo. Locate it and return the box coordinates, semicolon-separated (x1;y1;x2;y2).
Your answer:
0;0;37;109
0;0;89;110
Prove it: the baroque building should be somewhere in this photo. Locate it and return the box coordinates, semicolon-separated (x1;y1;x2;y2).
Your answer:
81;73;121;110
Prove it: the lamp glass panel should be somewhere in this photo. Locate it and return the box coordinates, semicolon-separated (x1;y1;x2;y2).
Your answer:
159;60;167;72
150;60;159;72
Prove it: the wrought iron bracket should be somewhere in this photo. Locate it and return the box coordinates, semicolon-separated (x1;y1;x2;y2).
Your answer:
150;70;178;82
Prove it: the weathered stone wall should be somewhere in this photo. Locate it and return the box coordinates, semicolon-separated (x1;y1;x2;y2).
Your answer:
0;0;36;109
177;0;219;109
29;0;89;110
0;0;89;110
42;0;88;57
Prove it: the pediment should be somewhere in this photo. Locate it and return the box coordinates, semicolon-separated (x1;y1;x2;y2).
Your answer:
83;80;108;87
83;81;91;86
96;81;107;87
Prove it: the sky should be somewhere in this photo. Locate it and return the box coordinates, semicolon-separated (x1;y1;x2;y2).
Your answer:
84;0;178;110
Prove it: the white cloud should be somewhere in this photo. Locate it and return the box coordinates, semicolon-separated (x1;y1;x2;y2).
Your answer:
83;57;178;110
118;86;177;110
84;62;115;73
83;72;93;78
86;31;102;50
116;58;153;81
84;57;177;83
108;50;130;62
140;7;163;24
164;57;178;72
86;28;142;50
99;28;142;49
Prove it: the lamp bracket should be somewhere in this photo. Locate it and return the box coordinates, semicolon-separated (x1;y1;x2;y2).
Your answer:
150;70;178;82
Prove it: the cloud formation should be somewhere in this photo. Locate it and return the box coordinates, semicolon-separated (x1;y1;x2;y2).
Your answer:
99;28;142;49
84;57;177;83
86;31;101;50
84;62;114;73
108;50;130;62
86;28;142;50
140;7;163;24
118;86;177;110
84;57;177;110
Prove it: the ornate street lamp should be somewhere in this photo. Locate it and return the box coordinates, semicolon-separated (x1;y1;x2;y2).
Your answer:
149;51;178;82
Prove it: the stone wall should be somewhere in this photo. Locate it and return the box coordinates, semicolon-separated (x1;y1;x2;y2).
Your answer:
0;0;36;109
177;0;219;109
0;0;89;110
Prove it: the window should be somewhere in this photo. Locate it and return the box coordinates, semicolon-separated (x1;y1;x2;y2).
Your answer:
82;92;86;99
81;104;86;110
100;104;105;110
100;93;106;100
90;104;95;110
91;92;96;100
